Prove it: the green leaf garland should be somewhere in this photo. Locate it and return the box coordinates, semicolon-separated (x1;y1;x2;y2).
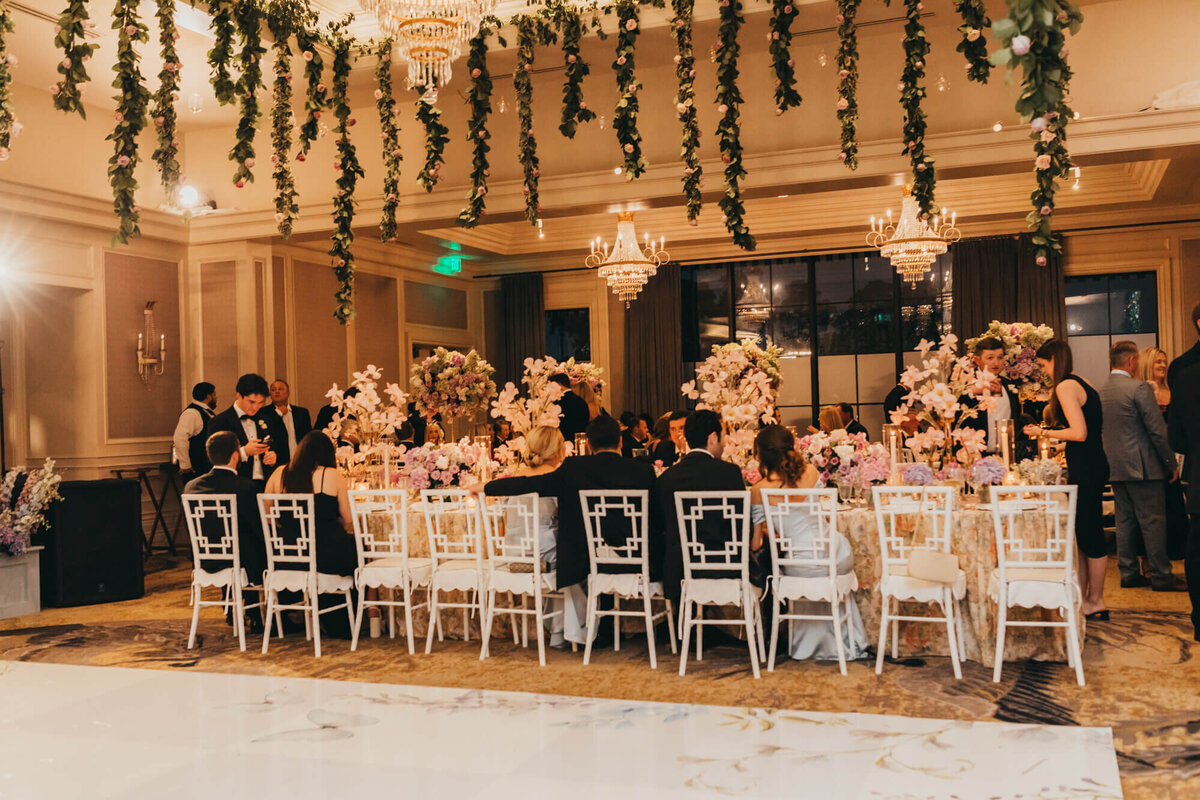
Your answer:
374;40;402;239
514;15;556;225
230;0;264;187
897;0;937;218
457;24;493;228
295;23;327;157
415;84;448;191
107;0;151;245
556;8;595;138
768;0;800;113
207;0;236;105
0;0;16;160
670;0;701;224
150;0;181;201
612;0;646;179
266;4;298;238
715;0;755;251
51;0;99;118
954;0;992;84
327;27;363;324
835;0;861;169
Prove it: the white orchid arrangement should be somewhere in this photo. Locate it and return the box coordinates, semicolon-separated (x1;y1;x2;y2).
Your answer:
491;356;568;438
324;364;409;449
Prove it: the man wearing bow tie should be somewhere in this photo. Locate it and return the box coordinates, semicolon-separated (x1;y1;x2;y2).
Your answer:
207;373;288;491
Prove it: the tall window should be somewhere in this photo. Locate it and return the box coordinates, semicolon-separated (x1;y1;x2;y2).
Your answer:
545;308;591;361
1065;272;1158;387
682;250;953;438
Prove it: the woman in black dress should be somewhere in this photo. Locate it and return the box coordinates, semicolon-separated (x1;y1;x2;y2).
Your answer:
1023;339;1111;620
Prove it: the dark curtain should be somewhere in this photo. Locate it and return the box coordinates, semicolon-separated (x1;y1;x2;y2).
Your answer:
951;234;1066;340
625;263;684;417
499;273;545;388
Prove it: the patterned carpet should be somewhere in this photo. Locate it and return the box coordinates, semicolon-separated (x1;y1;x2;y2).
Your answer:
2;557;1197;798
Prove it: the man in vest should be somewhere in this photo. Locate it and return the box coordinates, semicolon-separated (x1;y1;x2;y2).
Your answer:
172;382;217;479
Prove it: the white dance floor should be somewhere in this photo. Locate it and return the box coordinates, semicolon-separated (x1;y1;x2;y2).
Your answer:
0;660;1121;798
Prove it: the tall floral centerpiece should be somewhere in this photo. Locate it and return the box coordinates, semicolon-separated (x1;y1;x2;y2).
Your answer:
965;321;1055;403
0;458;63;557
324;365;410;486
409;348;497;434
489;356;568;466
682;338;782;479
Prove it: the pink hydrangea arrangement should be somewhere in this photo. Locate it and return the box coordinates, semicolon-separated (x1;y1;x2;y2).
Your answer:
797;429;883;486
401;441;486;490
970;456;1007;485
965;321;1056;402
900;463;935;486
410;348;497;420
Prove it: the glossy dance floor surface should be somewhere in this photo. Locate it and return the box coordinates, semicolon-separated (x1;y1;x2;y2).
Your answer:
0;660;1121;799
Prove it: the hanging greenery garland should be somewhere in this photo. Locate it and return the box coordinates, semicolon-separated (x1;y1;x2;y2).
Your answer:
266;4;297;237
514;15;556;225
767;0;800;113
0;0;17;161
374;40;402;239
990;0;1083;265
834;0;861;169
51;0;99;118
556;7;595;138
894;0;936;218
107;0;151;245
415;84;448;192
715;0;755;251
612;0;646;180
670;0;701;225
954;0;991;84
150;0;181;202
327;27;363;324
295;22;327;158
207;0;236;105
230;0;264;188
457;24;493;228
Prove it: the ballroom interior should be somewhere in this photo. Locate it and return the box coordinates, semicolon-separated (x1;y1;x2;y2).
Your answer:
1;0;1200;797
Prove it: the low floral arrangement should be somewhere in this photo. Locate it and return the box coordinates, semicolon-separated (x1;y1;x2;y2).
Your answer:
1016;457;1063;486
900;462;934;486
410;347;497;421
324;365;409;450
969;455;1007;486
965;321;1056;402
0;458;63;557
798;429;891;487
401;440;485;490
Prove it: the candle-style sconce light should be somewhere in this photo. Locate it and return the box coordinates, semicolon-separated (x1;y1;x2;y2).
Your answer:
136;301;166;386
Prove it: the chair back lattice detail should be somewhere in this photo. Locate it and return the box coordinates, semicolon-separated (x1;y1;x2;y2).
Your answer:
873;485;956;577
420;489;486;565
673;491;752;581
579;490;651;576
348;489;410;568
758;488;839;582
990;486;1078;581
182;494;241;569
258;494;317;571
480;493;543;572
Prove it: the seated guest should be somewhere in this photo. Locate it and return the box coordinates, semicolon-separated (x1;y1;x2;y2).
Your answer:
552;373;590;442
264;430;359;638
749;425;868;661
492;419;513;452
645;413;671;458
956;336;1024;455
172;381;217;480
269;379;312;461
208;373;286;491
839;402;869;437
425;421;445;445
183;430;267;632
651;410;690;467
817;405;845;434
620;411;649;457
657;409;747;606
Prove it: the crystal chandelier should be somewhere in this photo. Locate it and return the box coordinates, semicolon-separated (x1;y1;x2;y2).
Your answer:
586;212;669;307
866;186;961;285
362;0;494;91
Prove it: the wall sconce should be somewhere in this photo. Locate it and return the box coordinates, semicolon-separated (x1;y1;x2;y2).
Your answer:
137;301;166;386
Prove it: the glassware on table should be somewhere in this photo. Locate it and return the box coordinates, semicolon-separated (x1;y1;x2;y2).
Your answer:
632;447;649;460
837;482;854;504
574;433;590;456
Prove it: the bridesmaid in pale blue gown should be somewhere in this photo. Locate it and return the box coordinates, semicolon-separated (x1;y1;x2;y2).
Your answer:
749;425;868;662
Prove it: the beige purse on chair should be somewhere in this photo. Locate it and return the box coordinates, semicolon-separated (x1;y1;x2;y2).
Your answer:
906;549;959;584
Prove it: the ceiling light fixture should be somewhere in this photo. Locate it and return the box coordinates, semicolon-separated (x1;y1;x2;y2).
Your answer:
586;212;669;307
361;0;494;94
866;186;960;286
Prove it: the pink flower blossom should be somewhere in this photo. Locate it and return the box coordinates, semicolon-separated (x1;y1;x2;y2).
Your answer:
1010;35;1031;56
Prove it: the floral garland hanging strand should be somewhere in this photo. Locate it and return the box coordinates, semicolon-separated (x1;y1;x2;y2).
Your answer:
414;83;448;191
990;0;1083;265
896;0;936;218
457;24;493;228
374;40;402;239
327;26;363;323
207;0;236;104
612;0;646;179
557;8;595;138
954;0;991;84
671;0;701;224
107;0;151;245
295;22;327;158
51;0;99;117
515;16;556;225
834;0;861;169
0;0;17;160
715;0;755;251
230;0;265;188
266;3;297;237
150;0;181;201
767;0;800;113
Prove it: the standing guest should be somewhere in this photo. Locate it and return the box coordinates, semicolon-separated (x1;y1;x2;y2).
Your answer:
552;373;590;442
1098;342;1181;591
839;403;869;437
1168;347;1200;641
208;374;286;491
957;336;1023;455
817;405;844;434
1166;301;1200;391
1141;346;1172;412
268;379;312;461
173;382;217;479
651;410;690;467
575;381;604;421
1023;340;1111;620
313;386;361;438
1141;346;1189;560
657;410;746;606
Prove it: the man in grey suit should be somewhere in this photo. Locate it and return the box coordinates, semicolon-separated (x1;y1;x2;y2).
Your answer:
1100;341;1182;591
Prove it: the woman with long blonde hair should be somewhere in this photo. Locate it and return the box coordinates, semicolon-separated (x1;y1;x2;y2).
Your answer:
1138;346;1171;413
818;405;845;434
573;381;602;421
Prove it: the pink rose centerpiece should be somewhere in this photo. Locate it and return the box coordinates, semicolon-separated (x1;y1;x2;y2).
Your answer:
401;440;486;490
410;347;497;421
797;430;891;488
965;321;1056;402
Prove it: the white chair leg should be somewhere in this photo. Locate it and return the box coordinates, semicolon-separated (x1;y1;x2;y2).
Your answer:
695;604;703;660
664;598;678;654
261;591;275;655
613;595;620;652
462;604;470;643
992;593;1008;683
582;584;599;666
890;598;899;660
744;589;761;679
521;595;529;649
1064;602;1085;686
943;591;962;680
187;583;202;650
534;588;547;667
875;594;889;675
233;582;248;652
678;597;694;677
402;582;416;655
643;591;657;670
310;585;322;658
768;597;782;672
303;593;313;641
480;588;497;660
831;595;847;676
956;601;966;663
425;589;439;654
509;591;521;645
755;600;767;665
351;589;366;651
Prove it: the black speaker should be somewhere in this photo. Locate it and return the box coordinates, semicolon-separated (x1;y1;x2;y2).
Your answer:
38;478;144;607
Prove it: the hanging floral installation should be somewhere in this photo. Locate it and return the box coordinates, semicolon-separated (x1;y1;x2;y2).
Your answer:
327;25;363;323
415;83;449;191
895;0;937;218
556;6;596;138
373;40;402;239
715;0;755;251
990;0;1083;265
295;21;326;157
0;0;12;161
457;23;494;228
107;0;151;246
612;0;646;180
51;0;99;118
150;0;181;201
266;2;298;237
767;0;800;114
670;0;701;224
207;0;236;105
834;0;861;169
230;0;264;188
954;0;992;84
515;15;556;225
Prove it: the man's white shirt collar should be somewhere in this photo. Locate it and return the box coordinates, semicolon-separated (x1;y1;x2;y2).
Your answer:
1111;369;1132;377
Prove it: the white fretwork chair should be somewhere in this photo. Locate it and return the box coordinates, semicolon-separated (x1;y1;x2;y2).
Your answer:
478;493;565;666
674;490;764;679
347;489;432;653
759;488;857;674
989;485;1084;686
258;494;355;658
872;485;966;680
421;489;488;654
181;494;264;652
579;490;676;669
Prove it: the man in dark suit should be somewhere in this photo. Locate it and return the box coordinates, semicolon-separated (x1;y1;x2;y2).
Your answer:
651;410;690;467
1169;347;1200;640
552;373;591;443
183;430;267;631
620;411;648;457
839;403;869;438
955;336;1024;455
207;373;287;491
656;410;746;605
268;379;312;462
1167;301;1200;391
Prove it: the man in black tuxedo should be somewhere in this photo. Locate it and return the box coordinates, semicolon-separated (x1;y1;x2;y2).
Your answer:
839;403;869;438
552;373;591;443
1167;302;1200;391
619;411;649;457
268;379;312;461
651;410;690;467
207;373;286;491
1169;345;1200;640
656;410;746;605
956;336;1025;455
183;430;267;630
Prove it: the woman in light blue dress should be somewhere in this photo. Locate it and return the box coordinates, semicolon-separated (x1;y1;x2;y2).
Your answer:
749;425;868;662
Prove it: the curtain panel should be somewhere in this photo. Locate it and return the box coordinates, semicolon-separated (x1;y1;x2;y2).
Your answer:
951;234;1066;344
624;263;684;417
498;273;546;388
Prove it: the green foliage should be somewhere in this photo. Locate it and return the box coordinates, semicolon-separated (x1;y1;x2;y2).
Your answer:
107;0;151;245
207;0;236;105
150;0;181;200
230;0;265;186
768;0;800;113
954;0;992;84
51;0;99;118
457;21;496;228
670;0;701;224
514;15;556;225
715;0;755;251
375;39;402;239
415;86;449;192
327;25;363;324
612;0;645;179
0;0;12;157
556;7;595;138
897;0;937;218
295;20;327;156
835;0;861;169
266;1;302;238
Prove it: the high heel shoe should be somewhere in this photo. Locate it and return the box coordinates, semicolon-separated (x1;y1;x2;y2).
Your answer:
1084;610;1110;622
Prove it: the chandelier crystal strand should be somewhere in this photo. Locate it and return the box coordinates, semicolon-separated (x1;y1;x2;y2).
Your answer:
866;187;960;285
362;0;493;92
585;212;668;307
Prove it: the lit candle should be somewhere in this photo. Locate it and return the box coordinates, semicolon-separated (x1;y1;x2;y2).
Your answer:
137;332;143;353
1039;434;1051;461
159;333;165;355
